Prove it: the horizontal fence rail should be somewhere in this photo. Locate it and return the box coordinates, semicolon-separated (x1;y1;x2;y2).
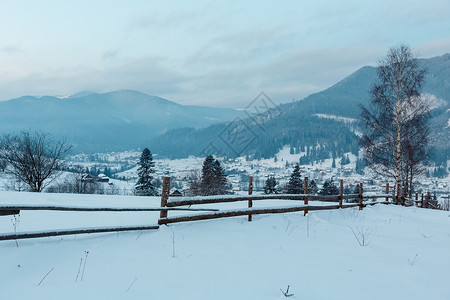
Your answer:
159;204;361;225
0;224;159;241
0;205;219;212
167;194;365;207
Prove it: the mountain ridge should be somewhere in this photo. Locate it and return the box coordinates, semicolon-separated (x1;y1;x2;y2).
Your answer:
0;90;241;153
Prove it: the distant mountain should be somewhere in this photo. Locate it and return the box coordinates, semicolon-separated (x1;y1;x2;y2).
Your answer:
0;90;241;153
150;54;450;163
282;53;450;118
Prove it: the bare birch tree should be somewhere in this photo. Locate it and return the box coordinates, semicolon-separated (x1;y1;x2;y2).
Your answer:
0;131;72;192
360;45;430;202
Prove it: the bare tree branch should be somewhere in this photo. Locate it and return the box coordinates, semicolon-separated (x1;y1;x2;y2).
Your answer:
0;131;72;192
360;45;431;199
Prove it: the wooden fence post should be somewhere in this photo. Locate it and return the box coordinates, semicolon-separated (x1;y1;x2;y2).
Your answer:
160;177;170;219
248;176;253;222
359;182;363;210
385;183;389;203
339;179;343;208
415;193;418;207
421;193;424;208
304;177;308;216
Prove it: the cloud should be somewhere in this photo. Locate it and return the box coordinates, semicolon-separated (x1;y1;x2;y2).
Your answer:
0;45;22;54
0;57;187;100
127;10;202;32
416;38;450;57
0;1;448;108
173;44;384;107
102;50;120;61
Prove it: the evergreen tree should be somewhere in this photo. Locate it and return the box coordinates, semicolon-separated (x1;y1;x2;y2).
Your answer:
286;164;303;194
353;184;361;195
200;155;215;195
135;148;156;196
264;176;277;194
433;166;448;178
319;179;339;195
355;158;365;175
103;167;112;177
308;179;318;194
212;159;229;195
343;185;351;194
299;155;309;165
340;154;350;166
200;155;229;195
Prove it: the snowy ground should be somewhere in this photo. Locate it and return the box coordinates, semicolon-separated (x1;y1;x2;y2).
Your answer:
1;191;450;299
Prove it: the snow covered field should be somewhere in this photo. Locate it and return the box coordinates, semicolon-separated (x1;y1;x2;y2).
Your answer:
1;191;449;299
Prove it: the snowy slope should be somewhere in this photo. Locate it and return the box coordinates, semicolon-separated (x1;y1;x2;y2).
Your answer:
0;192;449;300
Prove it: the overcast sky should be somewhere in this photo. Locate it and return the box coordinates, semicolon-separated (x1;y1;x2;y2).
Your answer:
0;0;449;108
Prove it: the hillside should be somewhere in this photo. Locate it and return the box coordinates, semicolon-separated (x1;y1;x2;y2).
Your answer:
151;54;450;161
0;90;240;153
0;191;449;299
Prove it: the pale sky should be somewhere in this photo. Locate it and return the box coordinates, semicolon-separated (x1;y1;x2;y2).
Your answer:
0;0;449;108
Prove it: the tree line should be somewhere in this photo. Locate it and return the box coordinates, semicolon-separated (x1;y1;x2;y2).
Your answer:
262;164;361;196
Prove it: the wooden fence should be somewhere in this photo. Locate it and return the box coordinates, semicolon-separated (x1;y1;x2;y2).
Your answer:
158;177;393;225
0;176;427;241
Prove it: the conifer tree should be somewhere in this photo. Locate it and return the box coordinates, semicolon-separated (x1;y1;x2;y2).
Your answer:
135;148;156;196
308;179;318;194
200;155;215;195
213;159;229;195
355;158;365;175
286;164;303;194
200;155;229;195
343;185;351;194
353;183;361;195
319;179;339;195
264;176;277;194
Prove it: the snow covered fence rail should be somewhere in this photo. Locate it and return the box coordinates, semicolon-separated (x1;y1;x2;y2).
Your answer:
0;209;20;216
0;202;219;241
159;204;360;225
0;205;218;241
0;205;219;212
166;194;360;207
0;224;160;241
